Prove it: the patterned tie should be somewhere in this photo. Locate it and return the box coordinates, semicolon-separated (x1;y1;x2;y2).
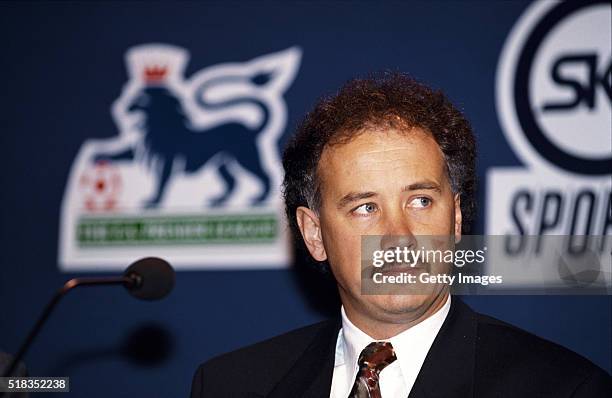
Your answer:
348;341;397;398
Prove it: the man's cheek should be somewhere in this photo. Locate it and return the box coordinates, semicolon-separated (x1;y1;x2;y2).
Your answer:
326;240;360;277
413;211;453;233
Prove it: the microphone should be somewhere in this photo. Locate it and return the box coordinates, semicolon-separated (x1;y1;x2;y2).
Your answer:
2;257;175;378
124;257;175;300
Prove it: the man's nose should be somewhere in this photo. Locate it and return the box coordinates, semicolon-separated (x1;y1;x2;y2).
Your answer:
379;217;417;252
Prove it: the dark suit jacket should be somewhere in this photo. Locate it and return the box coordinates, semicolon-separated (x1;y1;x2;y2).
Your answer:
190;299;611;397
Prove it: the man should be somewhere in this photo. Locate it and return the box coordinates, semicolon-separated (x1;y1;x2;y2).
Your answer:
190;73;610;397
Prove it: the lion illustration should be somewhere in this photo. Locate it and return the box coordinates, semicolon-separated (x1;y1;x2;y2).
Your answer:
95;78;272;208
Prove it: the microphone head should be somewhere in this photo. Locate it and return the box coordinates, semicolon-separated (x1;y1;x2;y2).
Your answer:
124;257;175;301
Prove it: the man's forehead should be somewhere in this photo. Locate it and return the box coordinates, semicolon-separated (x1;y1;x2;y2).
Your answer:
315;127;449;196
319;128;445;171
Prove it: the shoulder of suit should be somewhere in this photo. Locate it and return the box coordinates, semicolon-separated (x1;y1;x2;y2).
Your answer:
474;311;593;364
192;319;338;395
203;318;334;367
472;311;611;393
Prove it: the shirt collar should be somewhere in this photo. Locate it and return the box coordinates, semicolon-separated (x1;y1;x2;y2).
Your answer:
336;295;451;386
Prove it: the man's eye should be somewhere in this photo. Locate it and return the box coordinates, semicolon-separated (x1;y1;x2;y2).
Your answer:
409;197;431;208
353;203;378;215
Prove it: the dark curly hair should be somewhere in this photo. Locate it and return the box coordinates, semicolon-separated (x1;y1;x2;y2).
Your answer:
282;72;476;270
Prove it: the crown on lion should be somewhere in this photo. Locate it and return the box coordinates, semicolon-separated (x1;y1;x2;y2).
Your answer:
144;66;167;83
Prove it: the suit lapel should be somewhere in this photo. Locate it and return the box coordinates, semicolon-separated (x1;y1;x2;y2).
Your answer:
408;298;477;398
267;298;476;398
268;317;341;398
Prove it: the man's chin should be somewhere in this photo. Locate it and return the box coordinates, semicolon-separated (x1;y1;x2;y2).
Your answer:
364;291;444;320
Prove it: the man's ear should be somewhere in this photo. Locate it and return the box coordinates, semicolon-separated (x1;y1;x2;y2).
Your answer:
296;206;327;261
454;193;462;243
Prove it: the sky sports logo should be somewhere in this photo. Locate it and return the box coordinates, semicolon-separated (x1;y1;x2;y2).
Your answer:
490;0;611;236
488;0;610;290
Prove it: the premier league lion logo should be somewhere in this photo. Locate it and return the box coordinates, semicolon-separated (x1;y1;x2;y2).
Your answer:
60;44;301;270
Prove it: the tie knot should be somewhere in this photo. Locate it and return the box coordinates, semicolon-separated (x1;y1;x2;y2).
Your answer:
348;342;397;397
357;341;397;374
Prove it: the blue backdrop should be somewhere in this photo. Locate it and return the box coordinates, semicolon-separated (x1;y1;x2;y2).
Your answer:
0;1;610;397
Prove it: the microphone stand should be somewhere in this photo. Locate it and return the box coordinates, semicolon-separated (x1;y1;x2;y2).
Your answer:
2;275;139;378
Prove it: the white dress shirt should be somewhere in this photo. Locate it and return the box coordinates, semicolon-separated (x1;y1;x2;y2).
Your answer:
329;295;451;398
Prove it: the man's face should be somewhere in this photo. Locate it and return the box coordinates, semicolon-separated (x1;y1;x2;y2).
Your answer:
297;128;461;328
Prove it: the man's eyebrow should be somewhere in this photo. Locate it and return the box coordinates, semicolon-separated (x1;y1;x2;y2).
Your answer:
337;191;378;209
401;181;442;193
336;182;441;209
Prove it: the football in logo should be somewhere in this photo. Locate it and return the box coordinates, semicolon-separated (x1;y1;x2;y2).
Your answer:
78;161;122;212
